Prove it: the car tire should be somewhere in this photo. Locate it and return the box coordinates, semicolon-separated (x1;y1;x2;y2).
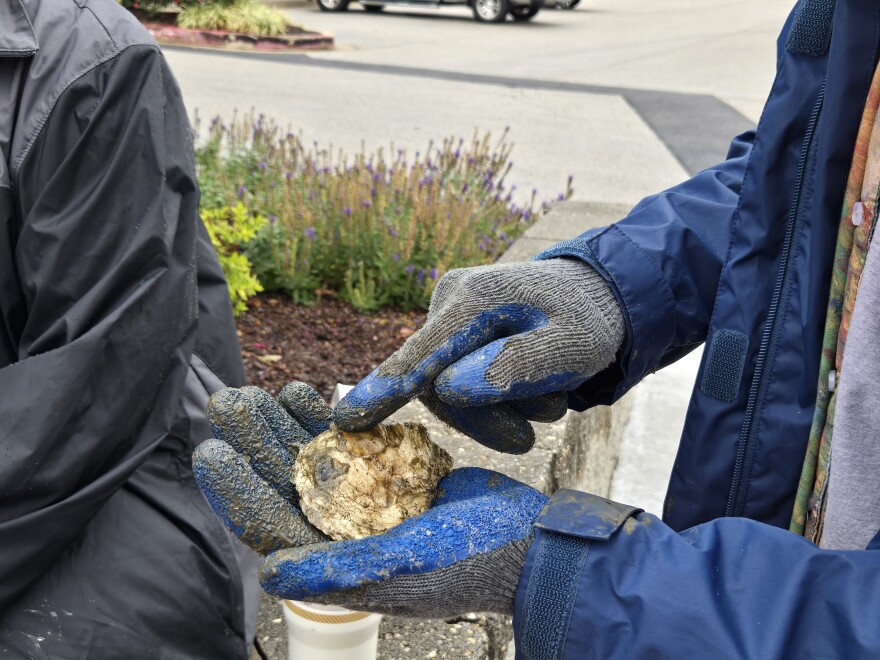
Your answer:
362;3;385;10
317;0;350;11
510;2;540;20
472;0;509;22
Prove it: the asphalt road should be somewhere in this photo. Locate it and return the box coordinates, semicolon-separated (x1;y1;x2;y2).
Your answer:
163;0;792;210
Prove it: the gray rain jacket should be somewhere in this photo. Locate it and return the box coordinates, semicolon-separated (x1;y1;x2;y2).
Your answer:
0;0;260;657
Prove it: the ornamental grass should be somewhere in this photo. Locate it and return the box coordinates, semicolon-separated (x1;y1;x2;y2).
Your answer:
195;112;572;312
177;0;292;36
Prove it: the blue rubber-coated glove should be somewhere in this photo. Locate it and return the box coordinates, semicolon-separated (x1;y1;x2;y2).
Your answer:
193;383;548;617
335;259;625;454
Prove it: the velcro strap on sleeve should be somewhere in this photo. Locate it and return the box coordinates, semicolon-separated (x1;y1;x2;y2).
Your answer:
534;489;643;540
519;491;642;660
786;0;836;57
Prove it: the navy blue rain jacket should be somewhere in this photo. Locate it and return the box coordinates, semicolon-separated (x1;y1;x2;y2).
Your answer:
514;1;880;657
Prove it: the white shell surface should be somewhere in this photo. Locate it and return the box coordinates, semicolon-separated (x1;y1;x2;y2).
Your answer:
293;422;453;541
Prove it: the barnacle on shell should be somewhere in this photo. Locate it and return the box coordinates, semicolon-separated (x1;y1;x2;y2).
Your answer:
293;422;453;541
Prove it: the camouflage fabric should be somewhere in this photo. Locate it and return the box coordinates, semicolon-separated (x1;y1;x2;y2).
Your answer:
791;64;880;538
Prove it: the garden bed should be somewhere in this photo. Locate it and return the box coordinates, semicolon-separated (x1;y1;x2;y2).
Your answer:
144;22;333;51
237;293;426;400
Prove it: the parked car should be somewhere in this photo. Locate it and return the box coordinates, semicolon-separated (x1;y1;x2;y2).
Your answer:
315;0;543;23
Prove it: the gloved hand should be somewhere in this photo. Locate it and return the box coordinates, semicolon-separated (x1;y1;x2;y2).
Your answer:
335;258;625;453
193;383;548;617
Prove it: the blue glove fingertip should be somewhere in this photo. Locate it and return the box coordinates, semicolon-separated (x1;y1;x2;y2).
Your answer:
192;439;250;539
279;381;333;436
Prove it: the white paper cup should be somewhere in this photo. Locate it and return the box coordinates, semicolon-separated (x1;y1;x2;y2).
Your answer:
282;600;382;660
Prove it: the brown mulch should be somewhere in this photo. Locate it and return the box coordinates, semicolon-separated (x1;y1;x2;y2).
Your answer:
236;293;426;401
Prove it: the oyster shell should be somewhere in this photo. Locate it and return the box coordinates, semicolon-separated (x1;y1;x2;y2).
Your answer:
293;422;453;541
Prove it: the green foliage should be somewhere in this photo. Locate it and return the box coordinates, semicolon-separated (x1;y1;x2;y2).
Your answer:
194;112;573;312
202;203;267;315
119;0;291;37
177;0;291;35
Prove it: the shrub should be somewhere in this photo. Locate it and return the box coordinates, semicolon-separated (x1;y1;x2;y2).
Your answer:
177;0;292;35
202;203;267;315
119;0;292;37
194;112;573;312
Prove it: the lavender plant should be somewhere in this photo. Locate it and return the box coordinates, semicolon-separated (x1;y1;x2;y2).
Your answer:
194;112;573;311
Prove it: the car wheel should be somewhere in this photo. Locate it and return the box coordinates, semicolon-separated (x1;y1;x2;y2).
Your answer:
362;3;385;10
317;0;349;11
510;2;540;20
472;0;509;22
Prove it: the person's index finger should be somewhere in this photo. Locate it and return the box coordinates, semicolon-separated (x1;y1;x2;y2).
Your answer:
240;386;312;450
335;307;523;431
279;381;332;437
206;388;299;502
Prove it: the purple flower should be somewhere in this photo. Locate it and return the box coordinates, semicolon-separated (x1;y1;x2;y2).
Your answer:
362;199;372;209
557;193;566;202
269;214;277;223
270;182;276;188
304;226;316;240
405;265;415;274
453;149;461;159
429;268;438;280
371;187;377;197
415;269;426;283
237;185;247;199
462;183;469;194
373;173;382;183
285;172;293;180
387;225;398;237
392;253;400;262
343;206;352;216
258;162;267;170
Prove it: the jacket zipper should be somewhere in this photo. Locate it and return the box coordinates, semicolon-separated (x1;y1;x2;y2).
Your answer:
725;82;827;518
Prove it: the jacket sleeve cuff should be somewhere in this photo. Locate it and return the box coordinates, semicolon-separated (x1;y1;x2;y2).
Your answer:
513;490;642;660
534;227;677;406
